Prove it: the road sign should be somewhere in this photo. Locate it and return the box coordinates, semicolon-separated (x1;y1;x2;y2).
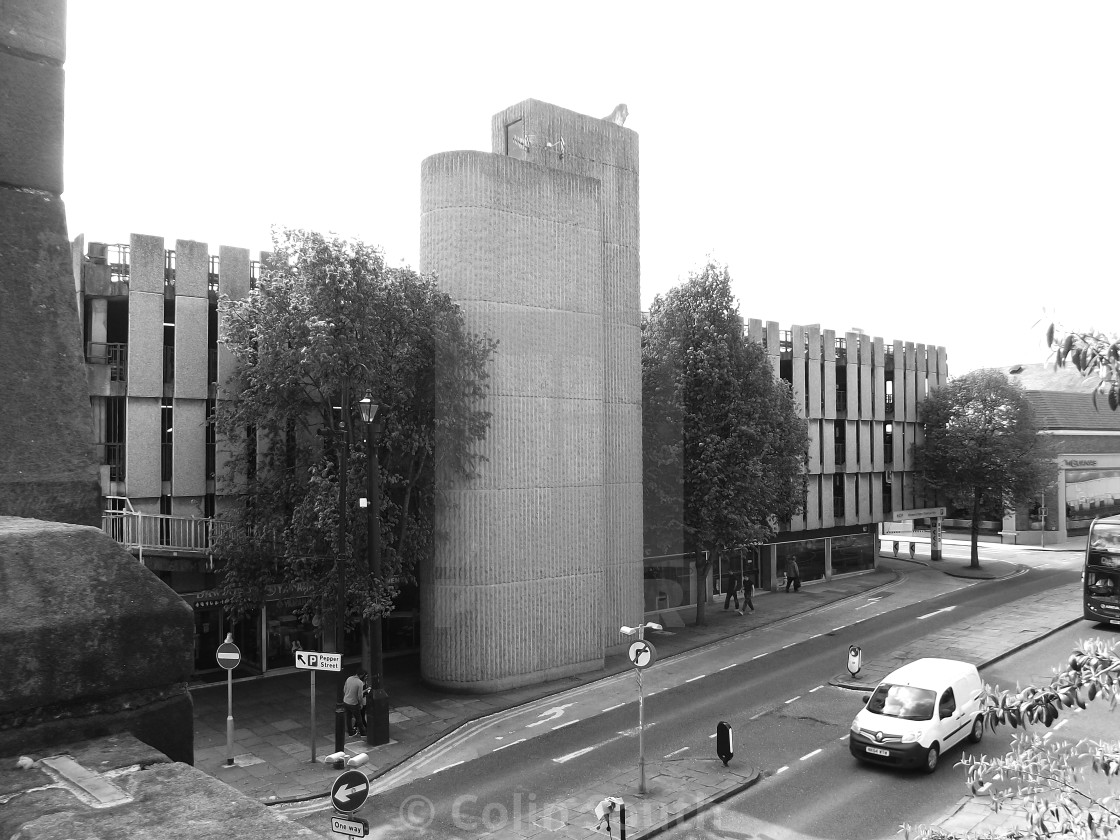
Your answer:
330;815;369;837
628;639;656;669
331;769;370;813
216;641;241;670
295;650;342;672
847;644;862;676
891;507;946;522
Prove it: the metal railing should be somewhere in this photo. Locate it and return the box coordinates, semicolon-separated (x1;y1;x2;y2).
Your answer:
102;510;227;555
87;342;127;381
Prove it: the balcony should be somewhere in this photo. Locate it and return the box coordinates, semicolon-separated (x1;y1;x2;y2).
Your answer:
103;510;227;555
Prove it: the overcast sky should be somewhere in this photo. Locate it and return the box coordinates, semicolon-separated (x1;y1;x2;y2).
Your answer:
63;2;1119;376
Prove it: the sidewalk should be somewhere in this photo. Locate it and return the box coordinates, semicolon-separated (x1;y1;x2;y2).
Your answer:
191;540;1085;838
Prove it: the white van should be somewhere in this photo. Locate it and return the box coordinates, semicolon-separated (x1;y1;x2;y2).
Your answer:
849;658;985;773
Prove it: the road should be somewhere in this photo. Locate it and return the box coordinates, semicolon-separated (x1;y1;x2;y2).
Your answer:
278;546;1087;837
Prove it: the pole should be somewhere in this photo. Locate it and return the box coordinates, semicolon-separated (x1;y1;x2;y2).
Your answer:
310;671;317;763
637;666;646;794
365;414;390;745
225;665;234;766
1040;494;1046;548
620;803;627;840
334;386;350;769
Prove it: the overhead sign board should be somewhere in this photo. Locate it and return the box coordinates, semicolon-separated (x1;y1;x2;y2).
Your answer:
330;815;369;837
891;507;946;522
216;641;241;671
295;650;342;672
331;769;370;813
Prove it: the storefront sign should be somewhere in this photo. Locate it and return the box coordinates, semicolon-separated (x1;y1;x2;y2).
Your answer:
891;507;946;522
1063;459;1099;468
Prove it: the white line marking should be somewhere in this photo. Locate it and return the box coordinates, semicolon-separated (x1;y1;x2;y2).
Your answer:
785;695;801;704
553;746;595;764
776;765;789;774
831;627;847;632
685;675;706;683
602;703;624;712
749;711;765;720
492;739;526;752
809;685;823;693
552;720;578;731
664;747;689;757
709;733;717;739
719;664;737;671
800;749;822;761
437;760;465;772
753;653;768;660
810;633;822;639
917;606;957;620
1054;719;1068;730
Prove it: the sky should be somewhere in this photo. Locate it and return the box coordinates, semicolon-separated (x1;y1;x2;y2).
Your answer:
63;2;1119;376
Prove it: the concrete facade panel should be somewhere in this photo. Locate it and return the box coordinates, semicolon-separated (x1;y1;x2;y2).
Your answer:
823;330;836;419
172;399;207;497
125;397;162;498
127;291;164;398
173;295;208;400
129;234;165;295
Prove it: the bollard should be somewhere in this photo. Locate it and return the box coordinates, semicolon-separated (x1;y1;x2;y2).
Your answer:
716;720;734;765
892;541;899;557
909;542;916;560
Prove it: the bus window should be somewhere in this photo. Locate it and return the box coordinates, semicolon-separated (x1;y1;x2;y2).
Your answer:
1084;516;1120;624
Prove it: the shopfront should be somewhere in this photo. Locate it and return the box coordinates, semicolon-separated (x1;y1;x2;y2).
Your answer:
1062;455;1120;535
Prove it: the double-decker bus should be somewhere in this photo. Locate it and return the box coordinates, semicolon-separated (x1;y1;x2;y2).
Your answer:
1083;515;1120;624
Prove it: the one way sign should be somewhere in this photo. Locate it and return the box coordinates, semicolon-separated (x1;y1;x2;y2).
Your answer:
331;769;369;812
295;650;342;671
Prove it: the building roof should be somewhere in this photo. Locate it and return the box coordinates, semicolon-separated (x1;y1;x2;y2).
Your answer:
1024;390;1120;432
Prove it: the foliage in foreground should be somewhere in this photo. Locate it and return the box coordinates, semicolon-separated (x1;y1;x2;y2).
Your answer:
904;638;1120;840
1047;325;1119;412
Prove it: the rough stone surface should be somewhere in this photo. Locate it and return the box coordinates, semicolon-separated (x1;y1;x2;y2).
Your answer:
0;517;194;763
0;733;326;839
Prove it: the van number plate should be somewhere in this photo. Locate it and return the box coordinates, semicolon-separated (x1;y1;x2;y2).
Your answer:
865;746;891;757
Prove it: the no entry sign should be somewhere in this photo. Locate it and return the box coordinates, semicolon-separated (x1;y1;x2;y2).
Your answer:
216;641;241;670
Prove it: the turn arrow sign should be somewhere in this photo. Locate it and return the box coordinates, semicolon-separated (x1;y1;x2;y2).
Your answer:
331;769;370;812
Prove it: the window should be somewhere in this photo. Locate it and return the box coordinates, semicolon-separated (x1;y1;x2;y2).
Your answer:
939;687;956;719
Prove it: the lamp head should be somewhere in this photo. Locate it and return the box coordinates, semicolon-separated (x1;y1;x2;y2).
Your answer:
619;626;637;636
358;390;379;423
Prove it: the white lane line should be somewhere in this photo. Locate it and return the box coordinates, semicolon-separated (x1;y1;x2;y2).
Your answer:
917;606;957;620
685;675;706;683
784;695;801;704
719;663;738;671
809;685;823;693
839;735;850;741
437;760;465;772
831;626;847;632
776;765;789;774
602;703;624;712
800;749;822;761
552;720;578;731
752;653;768;660
664;747;689;758
492;739;526;752
749;711;765;720
1054;719;1068;731
810;633;822;639
709;733;717;738
553;746;595;764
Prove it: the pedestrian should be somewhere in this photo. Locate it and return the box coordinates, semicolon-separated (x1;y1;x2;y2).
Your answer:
344;669;368;737
740;574;755;614
723;571;741;612
785;556;801;592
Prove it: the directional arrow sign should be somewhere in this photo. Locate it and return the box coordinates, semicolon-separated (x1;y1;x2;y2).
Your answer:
526;703;575;728
295;650;342;672
331;769;370;813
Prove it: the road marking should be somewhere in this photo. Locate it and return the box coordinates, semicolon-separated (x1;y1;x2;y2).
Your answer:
526;703;575;728
749;711;765;720
554;746;595;764
784;696;801;704
809;685;823;693
1054;719;1068;731
856;598;882;610
831;626;847;632
719;663;737;671
776;765;789;774
753;653;768;660
552;720;578;731
709;733;717;738
602;703;624;712
800;749;822;761
436;760;464;772
492;739;526;752
685;675;706;683
664;747;689;758
810;633;822;639
917;606;957;620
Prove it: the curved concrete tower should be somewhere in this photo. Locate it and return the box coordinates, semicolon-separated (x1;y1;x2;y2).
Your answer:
419;100;642;691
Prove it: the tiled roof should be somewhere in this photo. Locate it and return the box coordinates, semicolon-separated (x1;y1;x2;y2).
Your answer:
1024;390;1120;432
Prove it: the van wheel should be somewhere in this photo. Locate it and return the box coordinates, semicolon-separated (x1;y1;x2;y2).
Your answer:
968;715;984;744
922;744;940;774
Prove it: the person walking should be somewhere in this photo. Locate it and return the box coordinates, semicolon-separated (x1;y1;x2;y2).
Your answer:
723;571;741;612
740;574;755;614
785;556;801;592
343;669;368;737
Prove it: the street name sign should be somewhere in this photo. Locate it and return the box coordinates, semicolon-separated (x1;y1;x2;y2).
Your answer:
331;769;370;812
891;507;946;522
295;650;342;672
215;641;241;670
330;815;369;837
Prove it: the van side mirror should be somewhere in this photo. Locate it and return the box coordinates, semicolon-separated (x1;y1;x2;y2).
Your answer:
862;696;870;704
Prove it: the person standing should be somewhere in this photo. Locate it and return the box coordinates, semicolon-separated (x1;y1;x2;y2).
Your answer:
343;669;368;737
785;556;801;592
740;574;755;614
723;571;741;612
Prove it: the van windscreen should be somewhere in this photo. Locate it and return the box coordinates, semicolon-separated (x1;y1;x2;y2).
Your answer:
867;684;937;720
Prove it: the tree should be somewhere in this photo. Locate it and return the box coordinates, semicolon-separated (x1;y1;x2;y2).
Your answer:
642;261;808;625
905;637;1120;840
1047;325;1120;411
914;369;1057;568
213;227;496;659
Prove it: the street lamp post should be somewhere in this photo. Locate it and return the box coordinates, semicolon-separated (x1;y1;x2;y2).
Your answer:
358;390;390;745
333;395;351;769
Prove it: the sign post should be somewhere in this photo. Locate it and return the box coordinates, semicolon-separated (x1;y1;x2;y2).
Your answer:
295;650;342;762
622;625;659;795
216;635;241;767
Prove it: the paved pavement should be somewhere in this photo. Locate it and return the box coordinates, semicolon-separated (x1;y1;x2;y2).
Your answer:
190;533;1088;838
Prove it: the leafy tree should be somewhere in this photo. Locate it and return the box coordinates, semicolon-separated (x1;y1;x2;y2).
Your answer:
642;261;807;625
905;638;1120;840
1047;325;1120;411
213;227;496;658
914;369;1057;568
